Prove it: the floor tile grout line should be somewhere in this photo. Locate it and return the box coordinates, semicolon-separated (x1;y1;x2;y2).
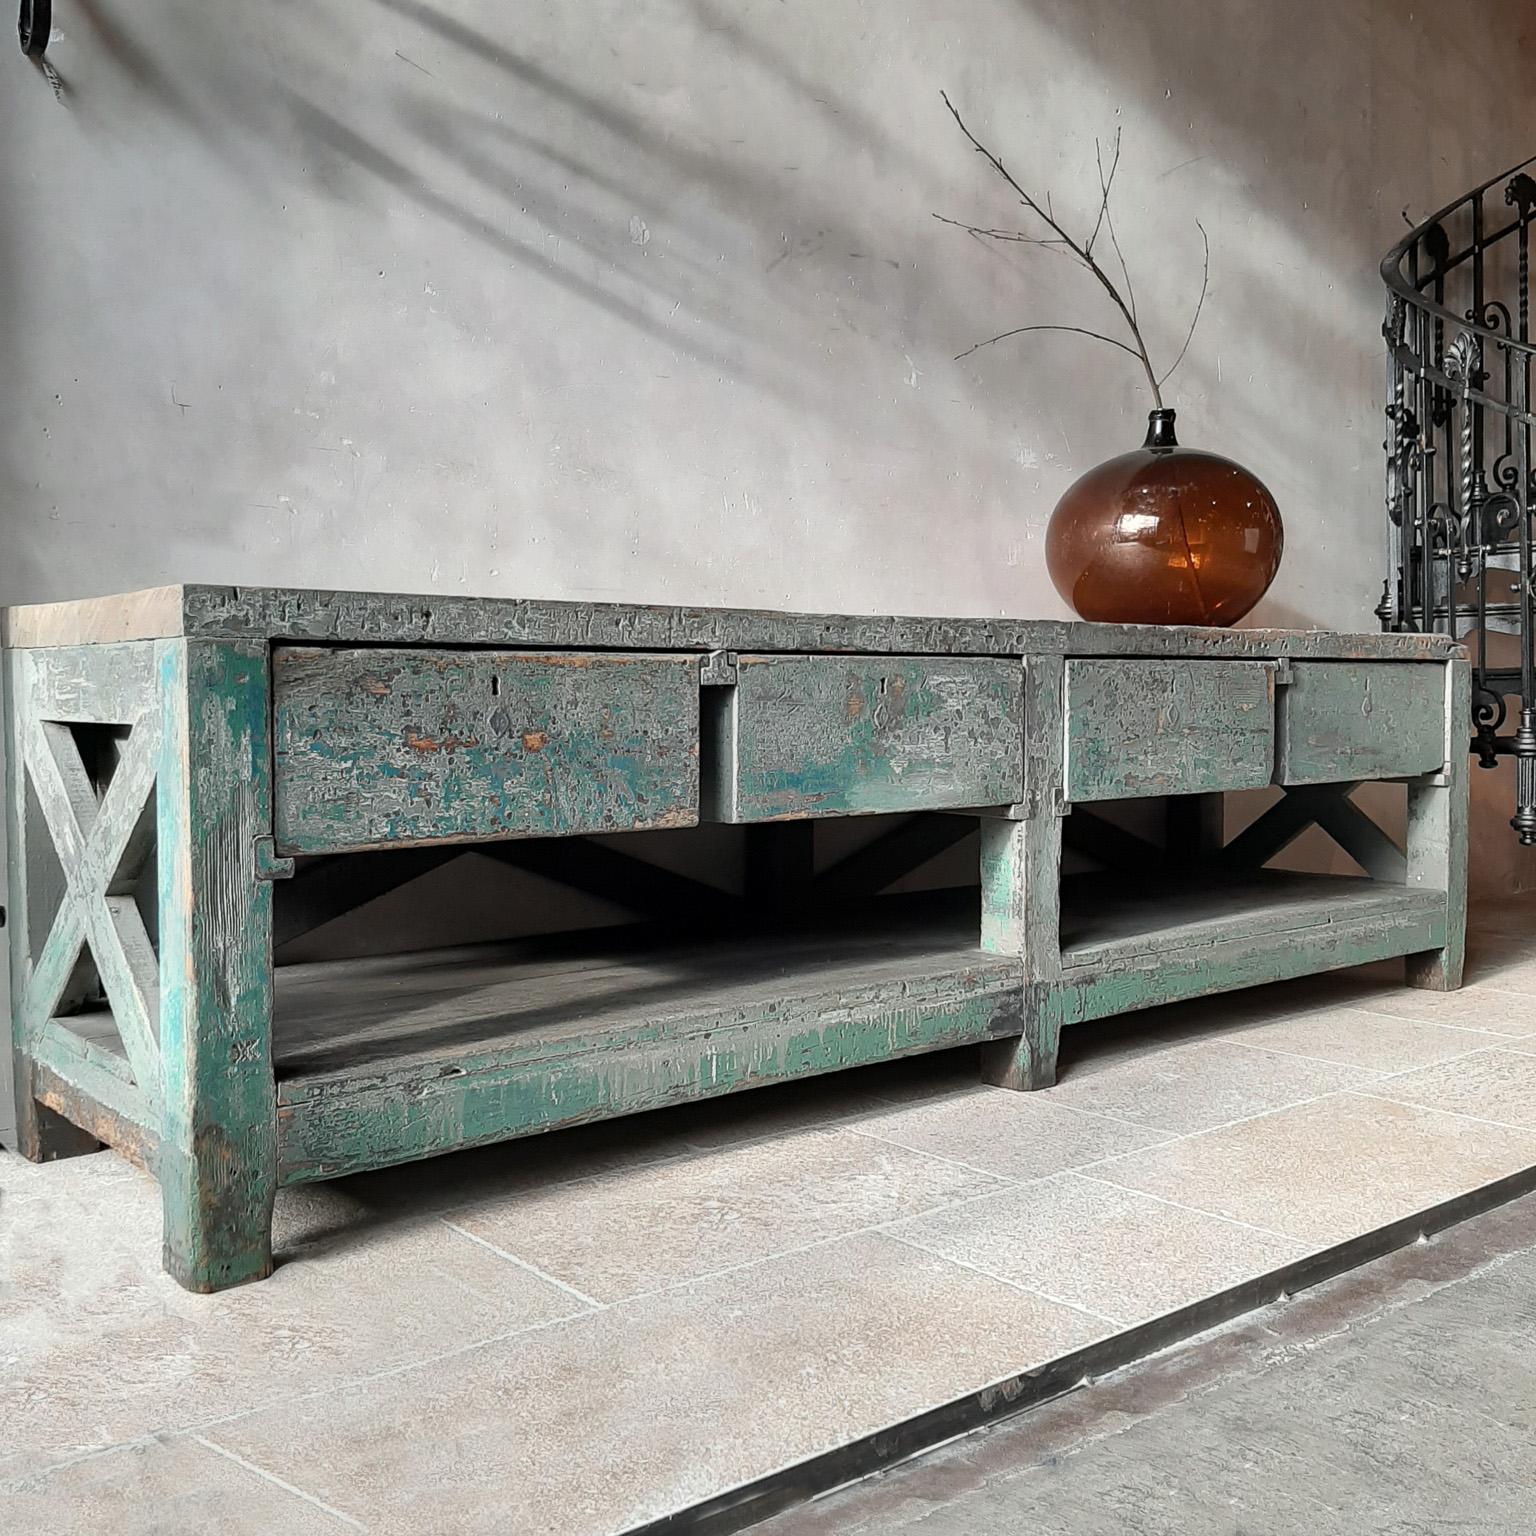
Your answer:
1030;1099;1197;1136
1375;1013;1536;1039
185;1208;1047;1452
430;1083;1536;1348
1065;1169;1306;1248
453;1164;1147;1318
881;1228;1122;1329
191;1436;368;1531
1081;1074;1536;1179
414;1095;1010;1223
188;1304;607;1440
1221;997;1536;1043
439;1217;608;1310
1214;1036;1492;1077
1344;1087;1536;1137
597;1179;1069;1311
1366;1043;1536;1084
23;931;1531;1487
0;1432;170;1491
844;1126;1026;1183
864;1085;1179;1138
1065;1085;1363;1171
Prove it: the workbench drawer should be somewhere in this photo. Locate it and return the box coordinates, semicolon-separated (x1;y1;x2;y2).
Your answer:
702;654;1024;821
1274;662;1446;785
1064;658;1275;802
272;647;699;855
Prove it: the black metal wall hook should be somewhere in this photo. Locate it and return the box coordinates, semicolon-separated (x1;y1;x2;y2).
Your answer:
19;0;50;57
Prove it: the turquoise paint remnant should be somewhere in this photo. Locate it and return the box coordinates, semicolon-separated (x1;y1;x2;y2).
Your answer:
1064;659;1275;802
272;647;701;855
157;639;279;1292
1276;662;1446;785
704;654;1023;822
277;985;1023;1183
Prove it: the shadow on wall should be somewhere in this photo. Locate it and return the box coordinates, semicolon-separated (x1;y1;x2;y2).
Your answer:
10;0;1478;614
62;0;999;422
9;0;1536;636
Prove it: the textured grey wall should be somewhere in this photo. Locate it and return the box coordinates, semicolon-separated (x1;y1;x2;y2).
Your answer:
3;0;1534;895
5;0;1532;619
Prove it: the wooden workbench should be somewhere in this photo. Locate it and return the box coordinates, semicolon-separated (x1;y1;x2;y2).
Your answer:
1;586;1467;1291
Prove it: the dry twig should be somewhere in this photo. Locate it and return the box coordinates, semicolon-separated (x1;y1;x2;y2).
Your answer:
938;92;1209;407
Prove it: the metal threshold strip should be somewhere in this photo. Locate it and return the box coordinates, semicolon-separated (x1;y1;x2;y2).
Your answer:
629;1160;1536;1536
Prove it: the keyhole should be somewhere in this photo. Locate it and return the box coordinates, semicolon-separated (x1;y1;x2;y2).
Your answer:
490;676;500;697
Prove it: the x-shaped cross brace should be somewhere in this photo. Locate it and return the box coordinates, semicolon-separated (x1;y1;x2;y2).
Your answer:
1062;781;1407;883
22;710;163;1098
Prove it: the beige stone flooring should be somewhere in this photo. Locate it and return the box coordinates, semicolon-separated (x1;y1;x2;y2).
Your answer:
7;899;1536;1534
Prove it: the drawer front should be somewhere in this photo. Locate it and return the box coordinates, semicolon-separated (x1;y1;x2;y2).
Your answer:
704;654;1024;822
1064;659;1275;802
1275;662;1446;785
273;648;699;854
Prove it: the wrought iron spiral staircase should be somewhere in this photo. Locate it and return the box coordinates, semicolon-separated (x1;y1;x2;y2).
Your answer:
1381;157;1536;842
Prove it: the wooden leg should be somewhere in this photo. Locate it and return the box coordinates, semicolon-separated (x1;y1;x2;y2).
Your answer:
156;641;279;1292
981;987;1061;1090
977;809;1063;1093
1405;659;1469;992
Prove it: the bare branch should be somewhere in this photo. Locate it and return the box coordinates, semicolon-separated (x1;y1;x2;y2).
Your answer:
1094;129;1139;325
1157;221;1211;388
1103;203;1139;327
956;323;1145;363
931;212;1073;250
1087;130;1122;257
939;91;1164;407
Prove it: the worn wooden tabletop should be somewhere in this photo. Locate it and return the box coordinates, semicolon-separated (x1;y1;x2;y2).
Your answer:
3;583;1463;660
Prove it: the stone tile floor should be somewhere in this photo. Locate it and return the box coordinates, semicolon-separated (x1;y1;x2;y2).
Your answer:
5;898;1536;1533
761;1167;1536;1536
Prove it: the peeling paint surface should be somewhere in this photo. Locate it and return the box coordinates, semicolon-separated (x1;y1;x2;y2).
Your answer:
272;646;701;854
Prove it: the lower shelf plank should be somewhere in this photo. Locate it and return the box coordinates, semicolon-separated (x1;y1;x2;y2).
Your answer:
1050;902;1445;1026
273;906;1024;1183
1059;870;1447;970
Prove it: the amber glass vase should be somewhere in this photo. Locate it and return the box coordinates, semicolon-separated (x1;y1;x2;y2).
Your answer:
1045;409;1283;626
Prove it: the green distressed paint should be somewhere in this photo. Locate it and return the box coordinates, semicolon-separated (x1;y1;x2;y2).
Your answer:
1064;659;1275;802
1;587;1471;1290
33;1018;152;1134
272;647;700;855
706;654;1023;822
1051;907;1445;1027
156;639;279;1292
277;985;1023;1182
1276;661;1447;785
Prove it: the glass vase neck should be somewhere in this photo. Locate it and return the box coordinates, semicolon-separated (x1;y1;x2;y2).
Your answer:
1143;408;1179;451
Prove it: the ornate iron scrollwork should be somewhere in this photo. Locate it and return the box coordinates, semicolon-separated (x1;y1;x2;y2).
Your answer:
1382;156;1536;841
